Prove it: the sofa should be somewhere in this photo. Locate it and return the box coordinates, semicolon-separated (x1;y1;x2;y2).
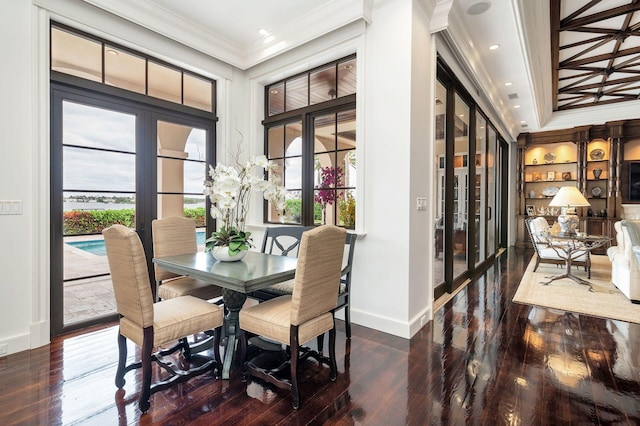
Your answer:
608;220;640;303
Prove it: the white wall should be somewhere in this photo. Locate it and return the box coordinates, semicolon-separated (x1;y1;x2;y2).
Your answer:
0;1;36;355
0;0;450;356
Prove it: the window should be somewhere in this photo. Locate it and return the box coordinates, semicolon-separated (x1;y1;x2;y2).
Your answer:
51;25;215;113
264;56;357;228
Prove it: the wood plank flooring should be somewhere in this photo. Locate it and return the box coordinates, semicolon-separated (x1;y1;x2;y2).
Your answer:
0;248;639;425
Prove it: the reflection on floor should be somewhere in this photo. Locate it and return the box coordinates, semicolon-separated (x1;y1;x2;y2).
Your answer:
4;248;638;424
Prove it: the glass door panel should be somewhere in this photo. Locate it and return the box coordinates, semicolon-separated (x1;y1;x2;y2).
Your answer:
433;81;446;286
453;94;469;281
156;120;208;248
61;100;136;326
475;115;487;266
488;127;497;255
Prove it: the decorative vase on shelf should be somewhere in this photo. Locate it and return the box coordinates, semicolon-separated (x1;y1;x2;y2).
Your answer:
528;190;536;198
210;246;248;262
593;168;602;179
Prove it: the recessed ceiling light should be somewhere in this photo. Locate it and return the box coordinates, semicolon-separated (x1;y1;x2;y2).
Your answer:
258;28;270;36
514;105;520;108
107;49;118;56
270;89;279;94
489;44;500;50
344;64;353;70
459;114;464;117
467;1;491;15
504;82;512;86
520;121;527;124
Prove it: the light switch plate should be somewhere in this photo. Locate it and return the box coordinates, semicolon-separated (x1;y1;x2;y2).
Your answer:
416;197;428;210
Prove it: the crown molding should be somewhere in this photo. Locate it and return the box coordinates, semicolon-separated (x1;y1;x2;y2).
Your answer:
81;0;371;70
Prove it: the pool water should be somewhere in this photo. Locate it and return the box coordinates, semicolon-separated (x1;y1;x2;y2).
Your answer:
67;231;207;256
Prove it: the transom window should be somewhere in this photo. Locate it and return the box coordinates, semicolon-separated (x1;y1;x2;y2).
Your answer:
51;24;214;112
264;55;357;228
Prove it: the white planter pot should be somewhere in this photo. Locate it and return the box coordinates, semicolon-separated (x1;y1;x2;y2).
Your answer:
210;246;248;262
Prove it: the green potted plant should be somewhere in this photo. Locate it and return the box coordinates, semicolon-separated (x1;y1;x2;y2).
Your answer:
203;155;286;261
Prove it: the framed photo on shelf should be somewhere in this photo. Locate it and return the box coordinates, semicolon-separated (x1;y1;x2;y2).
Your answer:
562;172;571;180
547;171;555;181
526;205;535;216
532;172;542;182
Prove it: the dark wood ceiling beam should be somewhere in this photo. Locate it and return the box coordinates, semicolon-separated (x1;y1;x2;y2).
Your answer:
559;75;640;92
558;94;594;108
561;37;614;64
567;27;620;35
558;70;599;81
560;71;603;90
560;0;601;25
560;45;640;67
560;3;640;31
551;0;561;111
560;34;609;50
558;96;632;110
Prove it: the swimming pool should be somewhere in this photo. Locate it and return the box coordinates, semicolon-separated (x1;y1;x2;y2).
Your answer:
67;231;206;256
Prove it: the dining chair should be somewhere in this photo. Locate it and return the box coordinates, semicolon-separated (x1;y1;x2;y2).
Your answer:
250;227;356;340
525;216;590;278
239;225;346;409
102;224;224;413
152;216;223;302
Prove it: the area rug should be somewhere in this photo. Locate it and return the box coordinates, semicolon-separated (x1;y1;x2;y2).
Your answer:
513;254;640;324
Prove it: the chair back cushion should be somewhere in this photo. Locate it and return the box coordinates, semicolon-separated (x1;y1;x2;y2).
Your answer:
152;216;197;281
103;225;154;328
290;225;346;325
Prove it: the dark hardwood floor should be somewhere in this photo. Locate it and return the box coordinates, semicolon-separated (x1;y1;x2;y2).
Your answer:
1;248;639;425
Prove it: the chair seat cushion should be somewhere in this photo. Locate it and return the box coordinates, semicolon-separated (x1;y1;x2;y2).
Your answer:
120;296;223;347
158;276;223;301
538;246;588;261
261;279;346;297
240;295;334;345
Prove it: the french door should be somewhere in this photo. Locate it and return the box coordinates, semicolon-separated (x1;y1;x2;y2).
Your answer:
51;84;214;336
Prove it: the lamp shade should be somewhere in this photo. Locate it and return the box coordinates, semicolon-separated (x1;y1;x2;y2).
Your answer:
549;186;591;208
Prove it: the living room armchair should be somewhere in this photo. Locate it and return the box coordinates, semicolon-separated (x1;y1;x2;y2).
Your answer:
609;220;640;303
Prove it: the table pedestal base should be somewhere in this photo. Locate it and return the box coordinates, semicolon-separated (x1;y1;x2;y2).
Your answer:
221;288;247;379
540;272;594;292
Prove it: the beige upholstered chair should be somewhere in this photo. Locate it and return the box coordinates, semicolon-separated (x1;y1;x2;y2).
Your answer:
251;228;357;339
525;216;590;278
103;224;224;413
240;225;346;409
152;216;223;302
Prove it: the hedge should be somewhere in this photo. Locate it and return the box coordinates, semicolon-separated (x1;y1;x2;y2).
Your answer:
63;207;206;235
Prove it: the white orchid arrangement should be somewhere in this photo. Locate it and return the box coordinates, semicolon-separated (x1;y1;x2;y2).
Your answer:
203;155;286;256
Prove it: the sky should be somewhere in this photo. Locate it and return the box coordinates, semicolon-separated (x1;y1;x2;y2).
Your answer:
62;100;206;197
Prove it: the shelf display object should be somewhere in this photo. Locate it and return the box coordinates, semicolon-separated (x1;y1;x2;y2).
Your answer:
517;120;640;255
522;142;578;216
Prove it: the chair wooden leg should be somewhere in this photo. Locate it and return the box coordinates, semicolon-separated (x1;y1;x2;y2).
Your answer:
115;330;127;389
316;334;324;355
139;327;154;413
329;324;337;381
214;326;222;375
344;304;351;338
290;326;300;409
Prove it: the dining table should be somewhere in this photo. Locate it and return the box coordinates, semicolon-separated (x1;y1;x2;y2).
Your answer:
153;251;297;379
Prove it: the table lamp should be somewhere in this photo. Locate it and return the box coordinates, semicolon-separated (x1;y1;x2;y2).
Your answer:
549;186;591;236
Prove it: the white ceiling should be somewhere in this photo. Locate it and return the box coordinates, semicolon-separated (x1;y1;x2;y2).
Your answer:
80;0;640;137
